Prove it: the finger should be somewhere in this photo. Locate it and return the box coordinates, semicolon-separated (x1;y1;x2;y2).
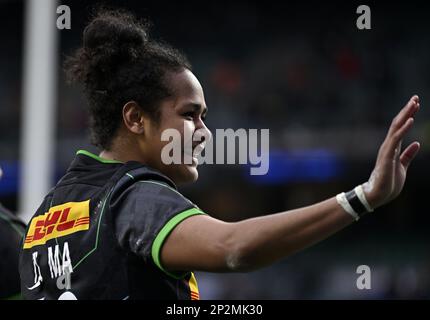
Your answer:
389;96;419;134
394;140;402;159
411;95;419;103
400;141;420;169
388;95;420;136
386;117;414;158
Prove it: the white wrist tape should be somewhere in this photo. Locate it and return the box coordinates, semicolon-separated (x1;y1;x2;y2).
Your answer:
354;185;374;212
336;192;359;221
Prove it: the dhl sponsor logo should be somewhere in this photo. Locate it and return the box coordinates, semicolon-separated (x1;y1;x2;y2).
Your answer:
24;200;90;249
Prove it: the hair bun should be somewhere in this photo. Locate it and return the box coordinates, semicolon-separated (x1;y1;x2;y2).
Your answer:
82;10;149;55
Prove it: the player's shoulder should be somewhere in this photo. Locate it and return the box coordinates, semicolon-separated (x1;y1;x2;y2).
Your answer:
110;162;193;206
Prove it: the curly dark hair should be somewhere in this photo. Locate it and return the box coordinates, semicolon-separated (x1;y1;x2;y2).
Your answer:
64;9;191;150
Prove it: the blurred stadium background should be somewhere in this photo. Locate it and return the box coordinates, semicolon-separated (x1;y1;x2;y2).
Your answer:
1;0;429;299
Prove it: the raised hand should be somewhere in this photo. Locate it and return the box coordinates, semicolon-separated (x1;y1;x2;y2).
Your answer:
363;95;421;209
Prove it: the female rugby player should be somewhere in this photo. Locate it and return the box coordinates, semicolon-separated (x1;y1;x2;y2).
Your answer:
19;10;421;300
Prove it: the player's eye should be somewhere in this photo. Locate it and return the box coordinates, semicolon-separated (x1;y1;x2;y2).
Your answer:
183;112;195;120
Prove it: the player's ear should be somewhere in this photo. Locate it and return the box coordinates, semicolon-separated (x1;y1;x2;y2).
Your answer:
122;101;148;135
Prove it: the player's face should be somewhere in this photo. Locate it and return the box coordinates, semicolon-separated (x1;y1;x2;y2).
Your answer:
143;69;211;185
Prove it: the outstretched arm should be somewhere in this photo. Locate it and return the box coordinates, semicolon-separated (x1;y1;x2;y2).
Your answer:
160;95;421;273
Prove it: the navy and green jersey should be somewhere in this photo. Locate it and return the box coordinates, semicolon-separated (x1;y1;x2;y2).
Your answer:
0;203;26;299
19;150;205;300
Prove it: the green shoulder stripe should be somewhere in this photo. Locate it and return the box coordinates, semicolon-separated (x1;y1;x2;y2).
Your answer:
151;207;206;279
76;150;123;164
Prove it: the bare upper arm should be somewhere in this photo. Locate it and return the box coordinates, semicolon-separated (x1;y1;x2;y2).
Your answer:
159;214;238;273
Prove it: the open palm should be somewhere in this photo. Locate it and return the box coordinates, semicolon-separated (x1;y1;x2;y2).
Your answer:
363;95;420;208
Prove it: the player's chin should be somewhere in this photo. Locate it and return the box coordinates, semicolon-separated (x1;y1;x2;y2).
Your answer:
173;163;199;185
183;164;199;183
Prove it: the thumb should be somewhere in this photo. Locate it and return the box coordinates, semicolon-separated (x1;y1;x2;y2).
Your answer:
400;141;420;169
